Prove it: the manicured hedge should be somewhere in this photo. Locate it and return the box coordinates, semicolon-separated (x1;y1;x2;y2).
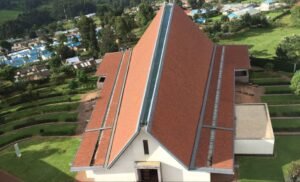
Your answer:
0;124;77;148
264;86;292;94
0;112;78;133
250;71;281;79
251;57;300;73
261;95;300;105
272;119;300;131
269;105;300;117
4;102;79;122
251;78;290;85
0;95;81;117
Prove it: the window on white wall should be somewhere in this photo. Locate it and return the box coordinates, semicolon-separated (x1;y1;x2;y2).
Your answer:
143;140;149;155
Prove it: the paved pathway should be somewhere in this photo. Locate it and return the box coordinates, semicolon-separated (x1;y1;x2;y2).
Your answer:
0;170;21;182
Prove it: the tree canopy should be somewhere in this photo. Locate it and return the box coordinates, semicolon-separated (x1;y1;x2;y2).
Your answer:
291;6;300;26
135;2;154;27
276;35;300;64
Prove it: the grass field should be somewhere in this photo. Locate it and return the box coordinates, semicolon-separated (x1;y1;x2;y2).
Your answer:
0;137;79;182
0;10;22;24
238;136;300;181
220;14;300;58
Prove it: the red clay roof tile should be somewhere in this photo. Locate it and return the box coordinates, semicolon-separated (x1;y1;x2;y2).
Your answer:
150;5;214;167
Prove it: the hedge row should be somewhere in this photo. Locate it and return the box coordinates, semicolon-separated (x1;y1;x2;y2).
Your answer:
251;57;300;73
272;119;300;131
264;86;292;94
4;102;79;122
0;95;81;117
0;124;77;148
269;106;300;117
261;95;300;105
250;78;290;85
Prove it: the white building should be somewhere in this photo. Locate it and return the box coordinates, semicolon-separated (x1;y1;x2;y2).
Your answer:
71;3;274;182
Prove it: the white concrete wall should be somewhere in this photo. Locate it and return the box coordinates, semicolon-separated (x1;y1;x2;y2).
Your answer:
234;139;274;155
86;128;210;182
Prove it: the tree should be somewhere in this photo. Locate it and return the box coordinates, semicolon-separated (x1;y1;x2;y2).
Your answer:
68;79;78;89
57;45;76;60
50;72;66;85
0;65;15;81
58;34;67;44
78;15;99;57
276;35;300;72
288;162;300;182
291;6;300;26
99;27;118;55
135;2;154;27
49;56;62;69
291;71;300;95
76;70;88;83
0;40;12;51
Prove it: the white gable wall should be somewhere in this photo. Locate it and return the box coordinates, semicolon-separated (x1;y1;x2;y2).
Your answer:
86;127;210;181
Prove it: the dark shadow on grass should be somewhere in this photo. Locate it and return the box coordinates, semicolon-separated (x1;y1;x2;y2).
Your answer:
0;148;75;182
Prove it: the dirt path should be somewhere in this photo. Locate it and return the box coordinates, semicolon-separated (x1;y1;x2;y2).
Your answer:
0;170;22;182
235;83;264;103
75;90;99;134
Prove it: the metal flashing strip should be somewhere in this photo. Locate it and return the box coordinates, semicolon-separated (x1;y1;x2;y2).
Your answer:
202;125;234;131
85;127;112;132
189;45;217;169
104;50;133;167
207;46;226;166
90;51;127;166
139;3;173;126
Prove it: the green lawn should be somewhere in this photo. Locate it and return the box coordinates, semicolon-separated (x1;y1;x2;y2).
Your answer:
261;95;300;105
0;10;22;24
238;136;300;181
0;137;79;182
220;15;300;58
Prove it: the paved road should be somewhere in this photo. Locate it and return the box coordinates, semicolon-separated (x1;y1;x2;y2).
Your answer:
0;170;21;182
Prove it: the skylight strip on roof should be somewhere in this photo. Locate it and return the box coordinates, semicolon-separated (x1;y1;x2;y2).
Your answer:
147;3;174;125
139;4;173;126
189;45;217;169
104;50;133;167
90;51;126;166
207;46;226;166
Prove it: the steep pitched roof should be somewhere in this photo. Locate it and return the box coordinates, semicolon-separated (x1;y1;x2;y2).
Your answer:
71;3;251;175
